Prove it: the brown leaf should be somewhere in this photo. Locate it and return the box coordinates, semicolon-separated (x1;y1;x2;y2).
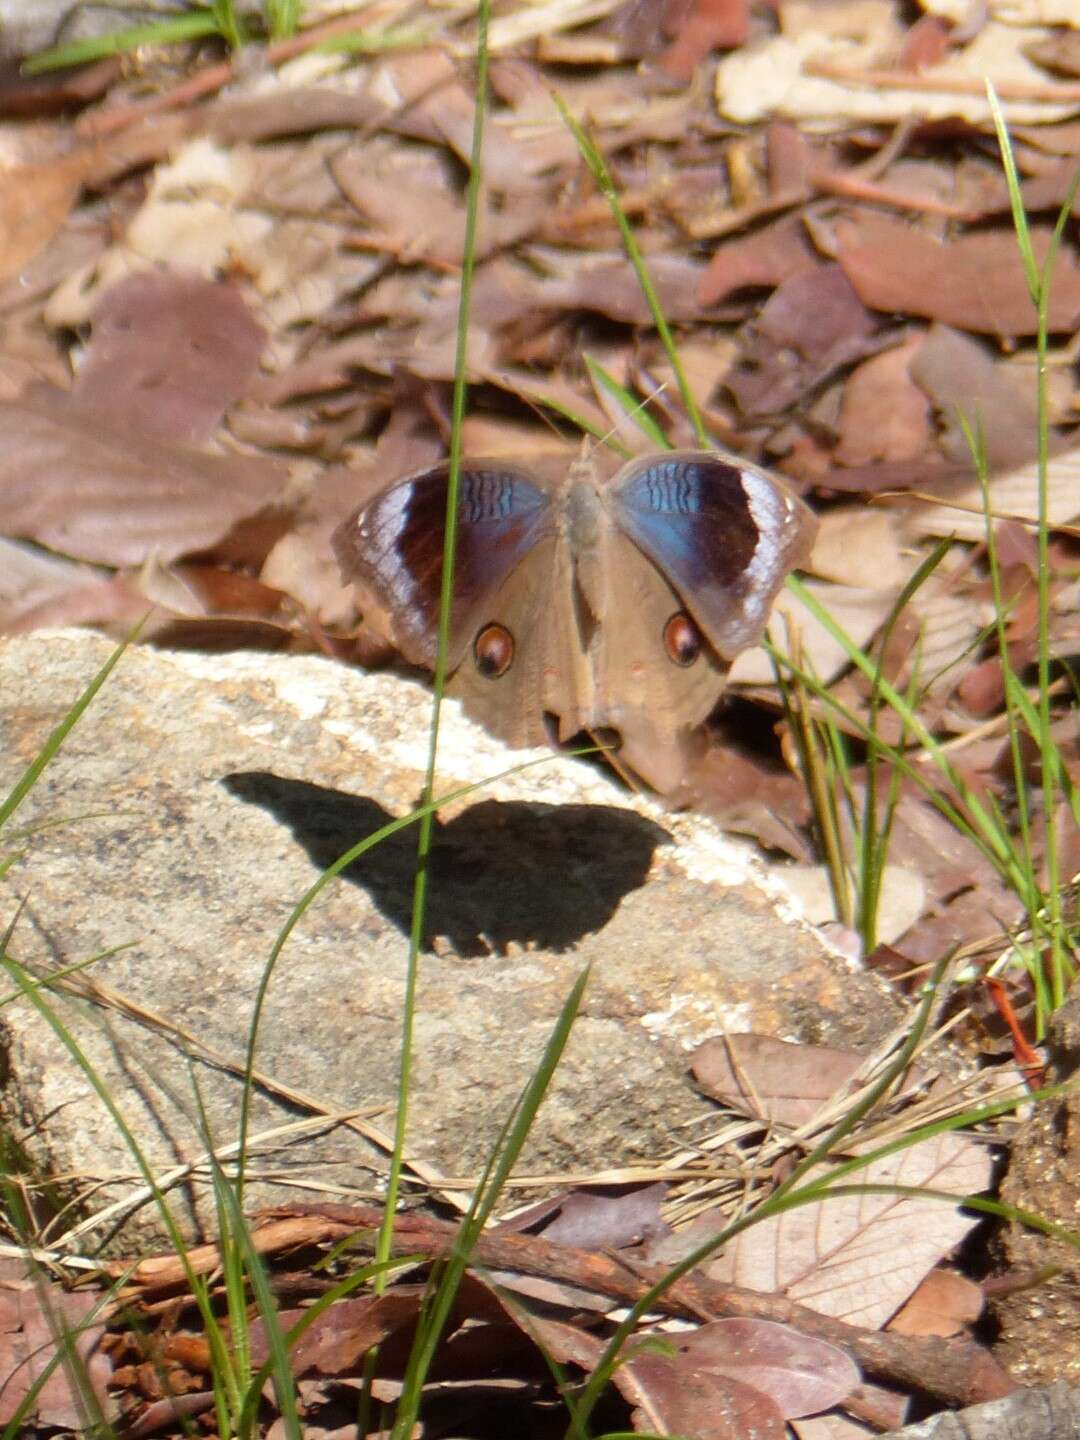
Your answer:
525;246;713;325
525;1182;669;1250
276;1291;421;1378
835;213;1080;337
619;1350;789;1438
692;1034;866;1126
332;140;543;266
809;509;908;589
0;152;94;286
703;1133;991;1329
123;1391;216;1439
0;387;288;565
0;1279;114;1428
727;265;879;417
834;337;932;467
906;445;1080;543
670;1317;860;1417
886;1268;984;1337
957;657;1007;718
907;324;1039;470
74;270;266;444
690;748;812;861
729;580;897;688
659;0;750;82
1024;29;1080;80
698;217;822;307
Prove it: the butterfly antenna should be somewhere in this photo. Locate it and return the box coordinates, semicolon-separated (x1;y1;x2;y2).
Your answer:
591;377;672;458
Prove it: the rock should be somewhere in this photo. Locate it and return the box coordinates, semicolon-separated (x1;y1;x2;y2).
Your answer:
0;632;898;1249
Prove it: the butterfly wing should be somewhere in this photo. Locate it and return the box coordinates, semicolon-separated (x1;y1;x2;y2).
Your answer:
612;450;816;661
447;531;589;752
582;526;725;791
333;462;552;669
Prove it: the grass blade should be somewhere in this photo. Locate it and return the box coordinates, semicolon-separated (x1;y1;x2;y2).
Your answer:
23;14;223;72
556;98;707;447
0;628;139;831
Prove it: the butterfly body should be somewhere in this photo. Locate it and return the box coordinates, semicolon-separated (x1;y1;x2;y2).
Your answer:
334;449;816;791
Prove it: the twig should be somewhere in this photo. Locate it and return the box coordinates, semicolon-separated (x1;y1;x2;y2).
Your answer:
804;59;1080;105
112;1204;1016;1409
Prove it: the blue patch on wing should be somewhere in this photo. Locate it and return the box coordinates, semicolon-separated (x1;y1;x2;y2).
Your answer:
334;463;551;668
613;452;796;659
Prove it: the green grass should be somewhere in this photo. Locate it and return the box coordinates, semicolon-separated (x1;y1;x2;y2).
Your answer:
561;90;1078;1017
24;2;263;74
22;0;425;75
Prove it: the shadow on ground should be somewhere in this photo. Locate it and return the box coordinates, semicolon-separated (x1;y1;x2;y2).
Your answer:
222;771;671;956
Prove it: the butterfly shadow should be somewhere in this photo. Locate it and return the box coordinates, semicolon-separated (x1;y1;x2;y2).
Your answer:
221;771;672;957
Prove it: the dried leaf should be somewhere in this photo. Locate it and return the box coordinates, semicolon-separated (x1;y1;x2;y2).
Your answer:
809;510;908;590
886;1268;984;1337
0;388;287;566
619;1351;789;1438
698;217;821;307
532;1183;668;1250
835;214;1080;338
778;863;927;944
332;140;543;265
834;338;932;468
907;324;1040;470
74;270;266;444
727;265;878;418
909;445;1080;542
730;581;897;687
0;1279;114;1428
659;0;750;82
691;1034;866;1126
704;1132;992;1329
691;748;812;860
670;1317;860;1417
0;152;92;286
254;1292;422;1379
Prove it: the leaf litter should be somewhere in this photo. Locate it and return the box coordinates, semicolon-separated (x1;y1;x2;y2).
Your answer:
0;0;1078;1433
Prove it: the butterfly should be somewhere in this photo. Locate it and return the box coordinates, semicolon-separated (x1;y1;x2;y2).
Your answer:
333;447;816;791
